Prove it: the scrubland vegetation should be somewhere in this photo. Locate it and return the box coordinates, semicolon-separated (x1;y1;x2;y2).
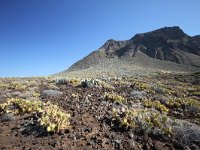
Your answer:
0;72;200;149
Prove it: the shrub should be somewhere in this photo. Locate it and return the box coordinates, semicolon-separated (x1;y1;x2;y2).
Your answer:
173;121;200;147
0;98;70;133
112;107;173;137
68;78;81;86
40;101;71;132
143;100;169;113
9;82;26;90
167;98;200;112
104;92;125;103
0;82;8;89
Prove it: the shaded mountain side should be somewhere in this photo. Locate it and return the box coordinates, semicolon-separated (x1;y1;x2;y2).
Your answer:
66;26;200;73
192;35;200;47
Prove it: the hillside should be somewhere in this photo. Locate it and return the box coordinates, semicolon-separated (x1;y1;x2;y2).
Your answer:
63;26;200;77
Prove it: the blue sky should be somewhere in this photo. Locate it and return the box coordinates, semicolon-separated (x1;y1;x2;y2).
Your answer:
0;0;200;77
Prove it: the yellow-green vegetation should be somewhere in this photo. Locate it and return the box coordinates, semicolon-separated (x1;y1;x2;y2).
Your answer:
152;83;173;95
191;91;200;96
104;92;125;103
54;77;81;86
133;81;149;90
9;82;26;90
167;98;200;111
187;85;200;97
0;98;70;133
40;101;71;132
101;82;115;90
0;82;8;89
137;82;149;90
112;108;172;136
0;98;43;115
143;100;169;113
28;80;37;87
127;78;150;90
68;78;81;86
32;92;40;98
71;93;78;98
112;80;129;86
0;82;26;90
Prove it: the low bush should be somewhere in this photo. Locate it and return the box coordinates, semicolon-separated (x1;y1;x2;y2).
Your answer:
104;92;125;103
143;100;169;113
112;107;173;137
0;98;70;133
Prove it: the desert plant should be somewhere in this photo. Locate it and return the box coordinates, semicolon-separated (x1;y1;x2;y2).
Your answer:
104;92;125;103
0;82;8;89
173;123;200;147
40;101;71;132
32;92;40;98
112;107;173;137
68;78;81;86
0;98;70;133
167;98;200;112
143;100;169;113
0;98;44;115
9;82;26;90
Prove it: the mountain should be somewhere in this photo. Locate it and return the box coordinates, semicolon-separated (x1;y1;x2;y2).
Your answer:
63;26;200;76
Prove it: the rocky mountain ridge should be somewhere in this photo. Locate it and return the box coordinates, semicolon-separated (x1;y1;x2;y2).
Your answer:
66;26;200;73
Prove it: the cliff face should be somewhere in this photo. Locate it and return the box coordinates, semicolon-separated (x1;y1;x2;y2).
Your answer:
67;26;200;72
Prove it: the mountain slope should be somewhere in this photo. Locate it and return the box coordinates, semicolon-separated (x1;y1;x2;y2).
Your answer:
65;26;200;75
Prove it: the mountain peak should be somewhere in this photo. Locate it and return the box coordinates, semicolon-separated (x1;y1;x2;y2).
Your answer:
65;26;200;72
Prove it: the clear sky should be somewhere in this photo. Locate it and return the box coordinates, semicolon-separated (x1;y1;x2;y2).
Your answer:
0;0;200;77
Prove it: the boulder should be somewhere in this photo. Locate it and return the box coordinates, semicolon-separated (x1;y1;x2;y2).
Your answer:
131;91;146;99
42;90;63;97
0;113;15;122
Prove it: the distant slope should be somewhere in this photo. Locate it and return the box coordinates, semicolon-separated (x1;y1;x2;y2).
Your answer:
62;26;200;76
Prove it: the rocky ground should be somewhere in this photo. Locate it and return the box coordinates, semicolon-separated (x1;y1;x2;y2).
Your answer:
0;72;200;150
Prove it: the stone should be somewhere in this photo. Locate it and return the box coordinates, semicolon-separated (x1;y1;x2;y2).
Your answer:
131;90;146;99
153;95;169;105
186;105;199;114
10;91;22;97
0;113;15;122
28;87;39;92
42;90;63;97
19;91;34;99
80;81;95;88
154;141;170;150
50;85;60;90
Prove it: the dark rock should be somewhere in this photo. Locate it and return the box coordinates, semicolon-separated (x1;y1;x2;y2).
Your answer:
187;106;199;114
79;79;101;88
154;141;170;150
0;113;15;122
83;126;92;132
154;96;169;105
10;91;22;97
19;91;34;99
